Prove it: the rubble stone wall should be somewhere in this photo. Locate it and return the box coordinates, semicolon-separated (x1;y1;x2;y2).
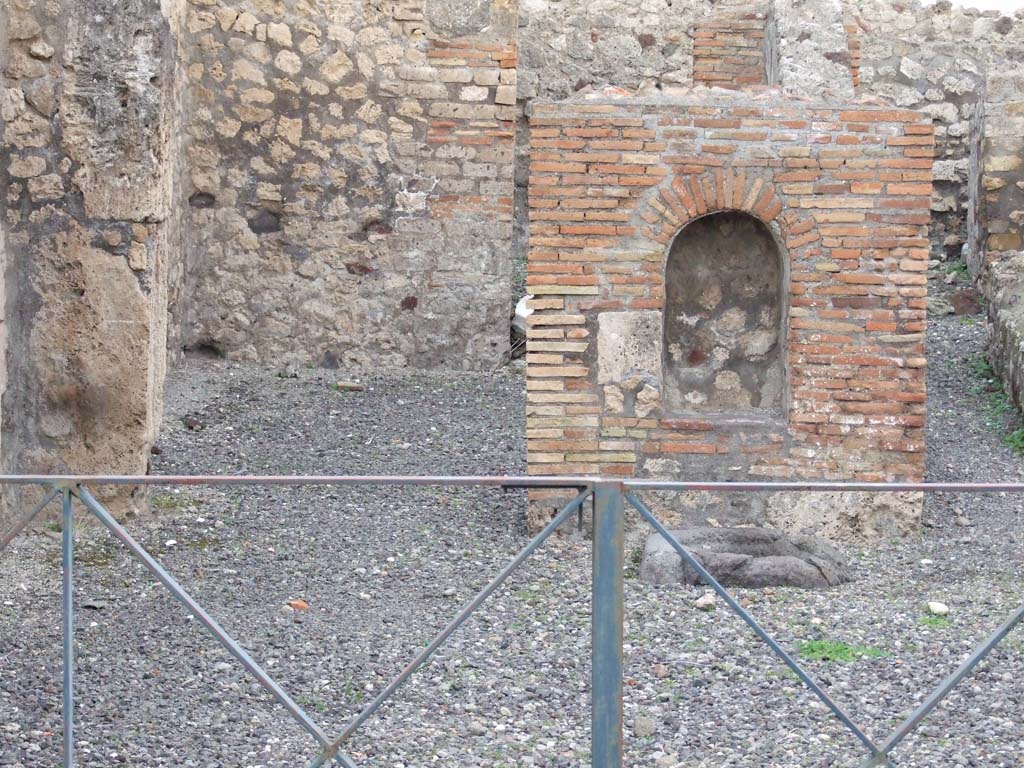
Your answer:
525;92;932;539
662;211;786;415
850;0;1024;261
177;0;516;369
973;71;1024;261
0;1;7;472
971;70;1024;412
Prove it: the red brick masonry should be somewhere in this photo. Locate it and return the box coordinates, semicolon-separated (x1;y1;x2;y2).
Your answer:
693;11;770;89
525;93;932;509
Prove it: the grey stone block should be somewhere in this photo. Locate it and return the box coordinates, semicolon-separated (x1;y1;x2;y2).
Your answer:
639;526;852;589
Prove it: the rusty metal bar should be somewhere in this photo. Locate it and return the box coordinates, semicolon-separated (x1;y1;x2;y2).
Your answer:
0;486;60;555
0;474;599;488
307;488;592;768
624;480;1024;493
2;475;1024;493
591;483;624;768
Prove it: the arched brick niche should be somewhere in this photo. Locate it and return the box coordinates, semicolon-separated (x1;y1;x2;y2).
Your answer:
662;211;785;416
525;95;933;539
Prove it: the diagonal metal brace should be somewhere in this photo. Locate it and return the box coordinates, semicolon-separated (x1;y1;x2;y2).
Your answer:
73;485;356;767
0;487;61;555
306;488;592;768
626;492;886;761
858;602;1024;768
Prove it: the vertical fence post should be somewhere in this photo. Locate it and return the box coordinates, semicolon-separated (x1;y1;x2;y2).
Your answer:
592;482;623;768
61;487;74;767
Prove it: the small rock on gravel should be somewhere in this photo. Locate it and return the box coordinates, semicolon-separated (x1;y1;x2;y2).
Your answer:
693;592;716;611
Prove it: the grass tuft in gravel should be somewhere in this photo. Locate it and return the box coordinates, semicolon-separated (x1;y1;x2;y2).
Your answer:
798;639;886;663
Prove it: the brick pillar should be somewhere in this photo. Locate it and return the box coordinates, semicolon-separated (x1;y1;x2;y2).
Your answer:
526;95;931;541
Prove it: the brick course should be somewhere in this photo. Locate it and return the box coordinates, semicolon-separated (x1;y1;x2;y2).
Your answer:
692;6;771;90
526;90;932;534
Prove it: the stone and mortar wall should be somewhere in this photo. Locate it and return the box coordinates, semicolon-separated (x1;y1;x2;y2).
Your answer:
969;69;1024;412
525;90;931;540
971;71;1024;261
178;0;517;369
849;0;1024;261
0;0;187;524
514;1;1024;267
510;0;864;291
517;0;713;102
662;212;785;414
0;2;7;472
773;0;853;102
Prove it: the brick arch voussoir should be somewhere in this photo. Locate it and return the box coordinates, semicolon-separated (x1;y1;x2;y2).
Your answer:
638;168;798;247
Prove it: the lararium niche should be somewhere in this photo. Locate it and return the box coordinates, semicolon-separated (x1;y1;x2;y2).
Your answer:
662;212;785;417
525;89;932;542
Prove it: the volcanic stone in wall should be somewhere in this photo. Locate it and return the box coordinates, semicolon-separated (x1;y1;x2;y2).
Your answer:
662;212;784;416
178;0;515;370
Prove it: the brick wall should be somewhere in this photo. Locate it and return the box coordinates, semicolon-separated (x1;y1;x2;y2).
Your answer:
525;90;932;539
692;3;770;89
425;39;517;221
844;19;862;90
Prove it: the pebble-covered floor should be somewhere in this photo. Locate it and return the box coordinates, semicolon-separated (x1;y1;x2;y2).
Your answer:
2;311;1023;768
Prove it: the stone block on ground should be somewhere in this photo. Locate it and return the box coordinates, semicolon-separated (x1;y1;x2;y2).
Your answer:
639;526;851;589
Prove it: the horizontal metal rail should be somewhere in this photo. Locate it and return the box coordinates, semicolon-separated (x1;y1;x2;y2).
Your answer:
1;474;1021;768
4;474;1024;492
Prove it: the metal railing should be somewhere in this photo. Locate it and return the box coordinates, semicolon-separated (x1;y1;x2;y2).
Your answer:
1;474;1023;768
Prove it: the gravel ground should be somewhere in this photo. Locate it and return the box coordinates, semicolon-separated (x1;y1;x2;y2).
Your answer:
3;309;1024;768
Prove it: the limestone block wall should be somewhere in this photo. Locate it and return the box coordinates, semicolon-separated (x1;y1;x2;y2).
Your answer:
525;90;932;540
0;0;187;524
177;0;516;369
